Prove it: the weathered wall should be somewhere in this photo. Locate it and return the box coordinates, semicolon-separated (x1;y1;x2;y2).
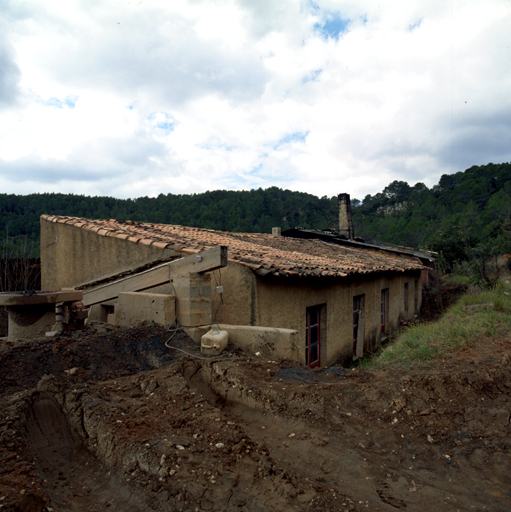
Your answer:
41;218;179;290
209;262;257;326
254;270;422;366
40;218;423;367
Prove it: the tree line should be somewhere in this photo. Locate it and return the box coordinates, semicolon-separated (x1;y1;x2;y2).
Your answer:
1;161;510;276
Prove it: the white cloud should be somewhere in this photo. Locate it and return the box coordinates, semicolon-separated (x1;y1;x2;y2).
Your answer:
0;0;510;201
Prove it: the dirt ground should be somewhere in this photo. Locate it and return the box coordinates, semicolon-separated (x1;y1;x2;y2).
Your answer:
1;323;511;512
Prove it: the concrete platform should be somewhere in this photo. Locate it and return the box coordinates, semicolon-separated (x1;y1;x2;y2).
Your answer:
0;290;84;342
0;290;82;307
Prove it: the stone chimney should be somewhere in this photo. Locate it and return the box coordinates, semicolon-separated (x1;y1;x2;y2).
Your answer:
338;193;354;239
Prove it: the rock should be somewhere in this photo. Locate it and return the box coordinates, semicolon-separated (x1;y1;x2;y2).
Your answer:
184;482;205;500
36;374;58;392
311;437;329;446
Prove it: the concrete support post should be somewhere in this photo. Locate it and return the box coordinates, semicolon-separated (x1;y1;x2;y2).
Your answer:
6;305;55;341
172;272;212;327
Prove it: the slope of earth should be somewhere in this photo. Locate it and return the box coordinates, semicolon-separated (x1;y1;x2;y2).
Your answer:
1;324;510;511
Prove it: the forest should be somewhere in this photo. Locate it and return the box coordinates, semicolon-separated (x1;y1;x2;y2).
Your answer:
1;161;510;275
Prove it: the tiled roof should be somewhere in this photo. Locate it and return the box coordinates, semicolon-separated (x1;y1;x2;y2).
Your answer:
41;215;424;277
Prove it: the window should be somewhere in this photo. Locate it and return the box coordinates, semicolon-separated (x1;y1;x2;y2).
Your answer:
306;305;324;368
381;289;389;336
404;282;409;313
353;295;365;358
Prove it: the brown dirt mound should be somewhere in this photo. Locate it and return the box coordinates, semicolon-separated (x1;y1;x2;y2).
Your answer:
1;325;510;511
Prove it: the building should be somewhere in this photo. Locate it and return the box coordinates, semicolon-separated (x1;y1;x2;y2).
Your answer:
40;197;431;367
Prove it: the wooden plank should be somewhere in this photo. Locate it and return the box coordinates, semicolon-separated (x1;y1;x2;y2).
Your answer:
82;246;227;306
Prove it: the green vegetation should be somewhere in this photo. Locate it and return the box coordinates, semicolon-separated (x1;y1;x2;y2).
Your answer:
1;161;510;264
365;281;511;369
351;162;511;272
0;188;338;251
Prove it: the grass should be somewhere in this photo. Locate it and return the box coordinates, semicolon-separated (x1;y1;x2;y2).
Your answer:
443;274;472;286
365;280;511;369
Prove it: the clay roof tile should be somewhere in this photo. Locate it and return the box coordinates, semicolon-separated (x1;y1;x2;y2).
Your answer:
41;215;425;277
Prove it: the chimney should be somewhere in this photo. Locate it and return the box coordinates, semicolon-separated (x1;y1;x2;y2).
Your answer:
338;193;354;240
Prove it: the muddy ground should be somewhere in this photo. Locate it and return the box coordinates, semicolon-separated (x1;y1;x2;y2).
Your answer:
1;323;511;512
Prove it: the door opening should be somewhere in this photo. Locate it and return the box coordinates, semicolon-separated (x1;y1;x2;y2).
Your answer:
381;288;389;339
353;295;365;359
306;304;324;368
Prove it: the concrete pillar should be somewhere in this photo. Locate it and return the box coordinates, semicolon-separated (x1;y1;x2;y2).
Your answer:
172;272;212;327
6;305;55;341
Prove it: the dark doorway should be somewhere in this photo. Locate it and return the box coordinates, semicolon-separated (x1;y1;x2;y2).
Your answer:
353;295;365;359
306;304;324;368
381;288;389;338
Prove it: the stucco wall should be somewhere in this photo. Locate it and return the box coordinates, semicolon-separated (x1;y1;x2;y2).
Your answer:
41;218;179;290
209;262;257;326
254;271;422;366
40;218;423;367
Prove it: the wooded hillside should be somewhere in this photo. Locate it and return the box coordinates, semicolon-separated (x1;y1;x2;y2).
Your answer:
1;162;510;271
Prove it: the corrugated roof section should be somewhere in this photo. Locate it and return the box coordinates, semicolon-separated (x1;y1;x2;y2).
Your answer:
41;215;424;277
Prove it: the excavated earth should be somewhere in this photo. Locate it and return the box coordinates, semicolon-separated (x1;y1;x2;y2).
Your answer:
1;323;511;512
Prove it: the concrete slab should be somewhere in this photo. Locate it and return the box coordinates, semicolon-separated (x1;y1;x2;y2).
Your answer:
188;324;299;361
111;292;176;328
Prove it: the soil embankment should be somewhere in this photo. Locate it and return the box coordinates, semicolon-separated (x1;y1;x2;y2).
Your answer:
1;324;510;511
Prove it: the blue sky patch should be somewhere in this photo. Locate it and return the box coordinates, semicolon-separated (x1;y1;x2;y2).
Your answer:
409;19;422;31
156;121;175;132
45;97;63;108
198;143;235;151
274;131;309;149
314;13;351;40
148;112;176;134
302;69;322;85
64;96;77;108
40;95;77;109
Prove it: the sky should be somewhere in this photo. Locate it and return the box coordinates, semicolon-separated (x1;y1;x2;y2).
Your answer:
0;0;510;201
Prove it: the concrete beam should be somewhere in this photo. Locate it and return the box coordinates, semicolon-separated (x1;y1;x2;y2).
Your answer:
0;290;82;307
82;246;227;306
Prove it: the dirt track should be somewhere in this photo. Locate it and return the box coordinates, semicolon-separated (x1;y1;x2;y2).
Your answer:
1;324;511;511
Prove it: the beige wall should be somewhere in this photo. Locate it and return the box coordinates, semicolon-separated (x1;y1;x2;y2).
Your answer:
41;219;423;366
209;262;257;326
41;218;179;290
253;271;422;366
